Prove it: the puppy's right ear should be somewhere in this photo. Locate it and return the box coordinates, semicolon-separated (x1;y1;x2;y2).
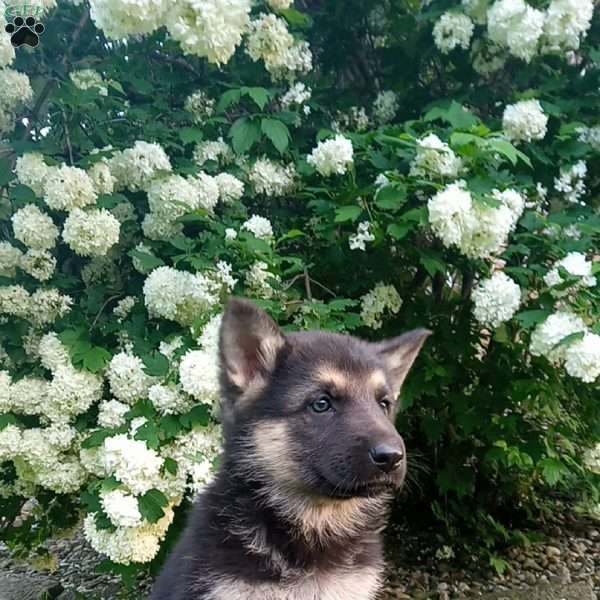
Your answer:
219;298;286;400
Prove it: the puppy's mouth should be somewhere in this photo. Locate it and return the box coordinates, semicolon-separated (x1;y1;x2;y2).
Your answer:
312;470;399;500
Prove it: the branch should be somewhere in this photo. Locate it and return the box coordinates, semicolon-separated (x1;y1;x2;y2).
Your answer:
22;9;90;141
61;109;74;165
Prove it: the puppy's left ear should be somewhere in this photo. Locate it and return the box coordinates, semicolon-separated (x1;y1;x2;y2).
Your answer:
219;298;286;395
374;329;431;398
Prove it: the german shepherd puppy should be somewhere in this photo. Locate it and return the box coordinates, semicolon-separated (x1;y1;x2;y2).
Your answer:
150;298;430;600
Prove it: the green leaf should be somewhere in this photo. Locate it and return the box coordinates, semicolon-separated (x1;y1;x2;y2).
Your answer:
128;249;164;270
142;352;170;377
424;101;478;130
375;185;407;210
387;223;412;240
229;117;261;154
539;458;567;486
83;346;112;373
10;184;37;202
179;127;204;145
489;556;510;576
243;87;270;110
81;429;115;449
180;404;211;428
514;310;551;329
138;489;168;523
334;205;362;222
216;88;242;113
261;118;290;154
164;457;178;476
134;421;160;449
280;8;311;27
551;330;585;352
420;255;446;277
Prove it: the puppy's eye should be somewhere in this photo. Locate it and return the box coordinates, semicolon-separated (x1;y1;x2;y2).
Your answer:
379;398;391;413
310;396;332;413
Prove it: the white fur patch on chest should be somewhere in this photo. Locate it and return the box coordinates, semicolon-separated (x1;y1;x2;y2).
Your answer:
205;566;382;600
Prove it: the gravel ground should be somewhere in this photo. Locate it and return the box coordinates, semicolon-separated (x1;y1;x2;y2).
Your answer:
1;509;599;599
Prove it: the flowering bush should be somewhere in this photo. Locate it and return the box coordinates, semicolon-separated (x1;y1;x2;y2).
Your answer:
0;0;599;577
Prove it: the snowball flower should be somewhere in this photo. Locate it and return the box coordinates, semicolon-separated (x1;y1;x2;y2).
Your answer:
307;135;354;177
268;0;293;10
12;204;58;250
62;208;120;257
349;221;375;251
70;69;108;96
427;182;475;248
193;138;233;167
147;175;203;220
0;68;33;113
166;0;252;65
360;283;402;330
20;250;56;281
143;266;219;326
0;242;22;277
214;173;244;203
554;161;587;205
107;352;152;404
543;252;596;289
184;90;215;125
410;133;463;179
43;165;98;211
149;383;192;416
101;434;164;495
241;215;274;240
15;153;49;196
529;311;587;362
433;11;474;53
109;141;172;192
179;349;220;406
0;12;15;68
564;333;600;383
101;489;143;528
88;161;116;196
472;272;521;328
97;399;130;428
502;99;548;143
248;158;295;196
373;90;398;124
543;0;594;53
89;0;168;39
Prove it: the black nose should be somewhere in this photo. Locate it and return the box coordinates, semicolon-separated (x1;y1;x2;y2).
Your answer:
369;444;404;473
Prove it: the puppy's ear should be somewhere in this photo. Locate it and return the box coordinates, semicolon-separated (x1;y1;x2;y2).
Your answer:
374;329;431;398
219;298;286;395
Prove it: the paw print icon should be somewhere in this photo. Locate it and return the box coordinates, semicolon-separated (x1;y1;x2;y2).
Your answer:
5;16;45;48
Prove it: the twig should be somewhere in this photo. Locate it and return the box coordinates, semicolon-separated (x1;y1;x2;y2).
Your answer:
90;294;121;330
308;277;336;298
303;267;313;301
61;109;74;164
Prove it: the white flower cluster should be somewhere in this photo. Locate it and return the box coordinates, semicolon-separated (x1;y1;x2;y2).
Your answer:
193;137;234;167
0;68;33;134
409;133;463;179
109;141;172;192
62;208;120;257
433;11;475;54
307;135;354;177
11;204;58;250
584;445;600;475
472;272;521;328
214;172;245;203
70;69;108;96
502;99;548;143
0;286;72;326
554;161;587;205
427;182;524;259
360;283;403;330
577;126;600;151
245;261;279;299
248;157;296;196
89;0;168;39
15;153;49;196
543;252;596;291
143;266;220;326
349;221;375;251
530;312;600;383
241;215;274;240
373;90;399;125
484;0;594;62
246;13;312;80
0;11;15;68
280;82;312;111
184;90;215;125
107;352;153;404
44;165;98;211
166;0;252;65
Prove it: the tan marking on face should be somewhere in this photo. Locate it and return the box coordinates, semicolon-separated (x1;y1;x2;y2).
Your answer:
314;364;350;393
368;369;387;391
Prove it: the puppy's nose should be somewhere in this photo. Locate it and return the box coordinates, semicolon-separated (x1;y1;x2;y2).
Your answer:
369;444;404;473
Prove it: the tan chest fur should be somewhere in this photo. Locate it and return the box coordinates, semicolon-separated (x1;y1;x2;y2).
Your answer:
205;566;382;600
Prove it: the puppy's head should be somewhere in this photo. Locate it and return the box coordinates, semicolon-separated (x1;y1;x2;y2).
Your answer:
219;298;430;500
